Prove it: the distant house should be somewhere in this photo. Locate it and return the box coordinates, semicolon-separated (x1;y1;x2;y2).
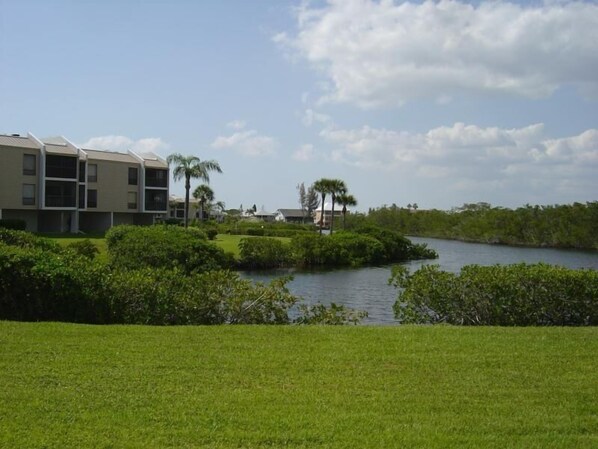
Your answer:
254;208;276;222
313;202;343;229
275;209;307;224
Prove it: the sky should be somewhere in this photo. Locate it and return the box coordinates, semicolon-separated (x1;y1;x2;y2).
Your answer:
1;0;597;212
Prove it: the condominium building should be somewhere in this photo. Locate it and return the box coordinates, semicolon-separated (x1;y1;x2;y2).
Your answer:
0;133;169;233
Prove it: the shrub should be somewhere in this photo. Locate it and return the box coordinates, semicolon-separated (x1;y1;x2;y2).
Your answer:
66;239;99;259
239;237;294;269
0;243;111;323
0;219;26;230
0;229;61;252
105;225;231;273
291;232;385;267
355;226;438;262
391;263;598;326
295;303;368;325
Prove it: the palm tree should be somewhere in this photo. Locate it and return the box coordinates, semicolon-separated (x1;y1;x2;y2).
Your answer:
192;184;215;222
328;179;347;235
313;178;332;235
336;193;357;229
166;153;222;228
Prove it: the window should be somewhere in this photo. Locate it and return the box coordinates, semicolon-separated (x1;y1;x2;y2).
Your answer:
127;192;137;209
45;181;76;207
78;184;86;209
87;164;97;183
128;167;138;185
45;155;77;179
23;154;36;176
145;189;167;211
87;189;97;208
22;184;35;206
145;168;168;187
79;161;86;182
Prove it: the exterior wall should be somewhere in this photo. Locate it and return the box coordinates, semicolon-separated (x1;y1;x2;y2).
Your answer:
87;160;140;213
79;211;113;233
0;209;39;231
0;145;40;210
1;136;168;233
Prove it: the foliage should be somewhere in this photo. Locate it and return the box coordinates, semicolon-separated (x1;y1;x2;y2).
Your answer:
390;263;598;325
295;303;368;325
219;220;316;238
359;201;598;250
291;229;436;268
105;269;298;325
105;225;233;273
0;232;366;325
65;239;99;259
167;153;222;227
0;219;26;230
238;237;294;269
0;229;61;251
0;242;111;323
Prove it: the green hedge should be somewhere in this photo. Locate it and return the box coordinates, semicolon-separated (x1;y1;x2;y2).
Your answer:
391;263;598;326
105;225;233;273
239;237;294;269
0;219;26;230
0;230;366;325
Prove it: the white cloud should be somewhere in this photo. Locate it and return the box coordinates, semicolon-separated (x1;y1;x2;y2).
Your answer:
279;0;598;107
292;143;316;161
319;121;598;198
211;128;277;157
227;120;247;130
81;135;170;156
302;108;332;127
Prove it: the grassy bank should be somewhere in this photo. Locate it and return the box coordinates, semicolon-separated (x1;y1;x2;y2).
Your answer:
1;322;596;448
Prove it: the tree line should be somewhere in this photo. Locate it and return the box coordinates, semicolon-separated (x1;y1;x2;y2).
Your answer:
346;202;598;250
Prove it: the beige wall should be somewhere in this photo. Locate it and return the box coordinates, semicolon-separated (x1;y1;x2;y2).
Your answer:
0;145;40;209
86;160;140;213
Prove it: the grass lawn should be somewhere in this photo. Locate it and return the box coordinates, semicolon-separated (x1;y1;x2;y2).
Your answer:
0;322;596;448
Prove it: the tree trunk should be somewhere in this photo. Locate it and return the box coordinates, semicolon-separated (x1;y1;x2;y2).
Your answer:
184;175;190;228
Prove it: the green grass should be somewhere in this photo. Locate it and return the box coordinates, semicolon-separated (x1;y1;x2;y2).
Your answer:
0;322;596;448
47;235;109;263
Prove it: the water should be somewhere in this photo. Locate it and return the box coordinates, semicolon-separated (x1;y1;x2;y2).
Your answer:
243;238;598;325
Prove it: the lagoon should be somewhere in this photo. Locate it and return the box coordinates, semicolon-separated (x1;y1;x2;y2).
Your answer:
243;237;598;325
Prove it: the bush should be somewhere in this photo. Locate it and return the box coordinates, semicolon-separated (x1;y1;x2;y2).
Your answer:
0;219;26;230
295;303;368;325
66;239;99;259
105;225;231;273
291;232;385;267
390;263;598;326
0;229;61;252
239;237;294;269
0;243;111;323
355;226;438;262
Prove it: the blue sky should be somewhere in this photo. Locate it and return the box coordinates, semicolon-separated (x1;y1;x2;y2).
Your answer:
1;0;597;212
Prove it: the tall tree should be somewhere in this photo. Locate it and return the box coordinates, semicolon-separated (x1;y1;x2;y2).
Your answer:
337;193;357;229
328;179;347;234
297;182;307;222
167;153;222;228
192;184;215;222
306;185;320;222
313;178;332;235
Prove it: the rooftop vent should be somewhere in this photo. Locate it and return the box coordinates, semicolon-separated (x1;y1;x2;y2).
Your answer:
11;134;20;137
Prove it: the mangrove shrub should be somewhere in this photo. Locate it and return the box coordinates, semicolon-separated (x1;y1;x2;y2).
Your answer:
390;263;598;325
